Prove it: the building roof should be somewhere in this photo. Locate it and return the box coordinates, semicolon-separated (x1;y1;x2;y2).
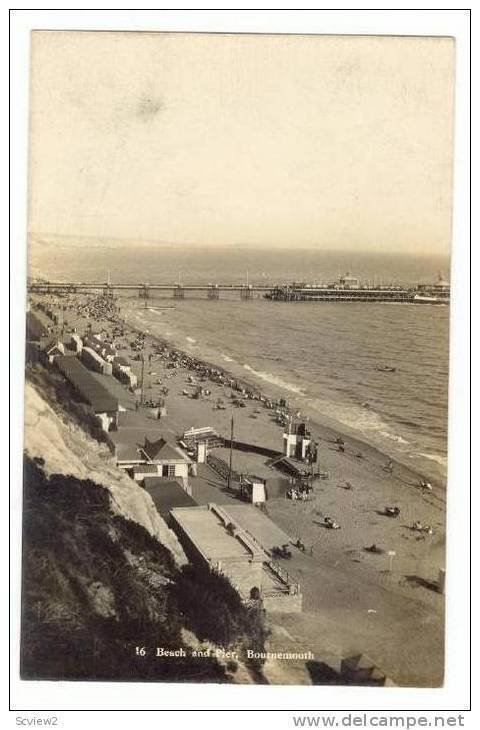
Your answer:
116;410;160;430
88;371;136;411
82;346;105;364
26;311;51;341
113;356;130;367
108;422;169;463
115;443;145;463
274;457;308;478
143;480;197;517
111;431;189;465
143;437;189;462
44;341;65;355
41;337;57;352
84;333;116;358
221;504;293;553
242;474;266;485
56;356;118;413
170;507;251;560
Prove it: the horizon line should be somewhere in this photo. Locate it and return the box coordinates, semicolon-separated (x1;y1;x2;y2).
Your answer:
28;232;451;258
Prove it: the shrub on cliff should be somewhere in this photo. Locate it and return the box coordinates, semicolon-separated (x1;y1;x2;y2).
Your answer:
21;457;227;683
172;563;269;661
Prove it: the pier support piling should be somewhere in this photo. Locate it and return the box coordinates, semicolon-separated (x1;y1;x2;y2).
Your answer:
240;287;253;300
207;287;220;300
138;285;149;299
103;285;114;298
173;287;185;299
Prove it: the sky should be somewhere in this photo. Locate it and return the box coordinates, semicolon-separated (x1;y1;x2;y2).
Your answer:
28;31;455;254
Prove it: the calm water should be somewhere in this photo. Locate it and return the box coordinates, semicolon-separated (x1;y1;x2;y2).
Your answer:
30;244;450;481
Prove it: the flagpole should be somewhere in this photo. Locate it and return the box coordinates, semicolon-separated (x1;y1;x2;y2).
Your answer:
140;354;145;406
227;413;234;490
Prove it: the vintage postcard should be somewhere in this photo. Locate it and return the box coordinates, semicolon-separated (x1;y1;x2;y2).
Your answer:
22;30;454;687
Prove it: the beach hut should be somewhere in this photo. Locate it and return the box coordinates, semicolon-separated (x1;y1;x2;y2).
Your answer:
136;437;193;479
283;422;311;461
43;339;66;364
239;475;267;503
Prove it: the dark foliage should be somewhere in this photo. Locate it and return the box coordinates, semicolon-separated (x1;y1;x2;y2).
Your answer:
21;457;227;683
173;563;269;666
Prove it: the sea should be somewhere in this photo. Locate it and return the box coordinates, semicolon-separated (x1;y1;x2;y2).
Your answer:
29;243;450;483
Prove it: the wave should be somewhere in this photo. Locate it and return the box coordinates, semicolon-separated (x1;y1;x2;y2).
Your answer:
308;397;393;436
419;452;448;468
379;430;410;446
307;396;419;454
242;364;305;395
185;336;197;344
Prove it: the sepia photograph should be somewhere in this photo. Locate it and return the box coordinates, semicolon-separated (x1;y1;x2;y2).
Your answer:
20;26;458;692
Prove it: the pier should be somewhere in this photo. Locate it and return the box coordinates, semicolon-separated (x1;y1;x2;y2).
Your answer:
28;281;270;300
27;278;449;304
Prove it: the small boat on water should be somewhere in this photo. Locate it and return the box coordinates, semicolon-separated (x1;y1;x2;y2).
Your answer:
413;294;446;304
375;364;396;373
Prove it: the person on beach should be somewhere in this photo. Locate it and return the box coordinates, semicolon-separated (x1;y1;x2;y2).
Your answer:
295;539;306;552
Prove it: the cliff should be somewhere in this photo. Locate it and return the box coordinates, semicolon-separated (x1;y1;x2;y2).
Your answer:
21;376;267;682
24;379;187;566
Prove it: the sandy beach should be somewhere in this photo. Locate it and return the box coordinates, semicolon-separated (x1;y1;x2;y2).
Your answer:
29;292;446;686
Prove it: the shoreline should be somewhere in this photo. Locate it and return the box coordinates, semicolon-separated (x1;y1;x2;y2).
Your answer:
123;302;446;495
